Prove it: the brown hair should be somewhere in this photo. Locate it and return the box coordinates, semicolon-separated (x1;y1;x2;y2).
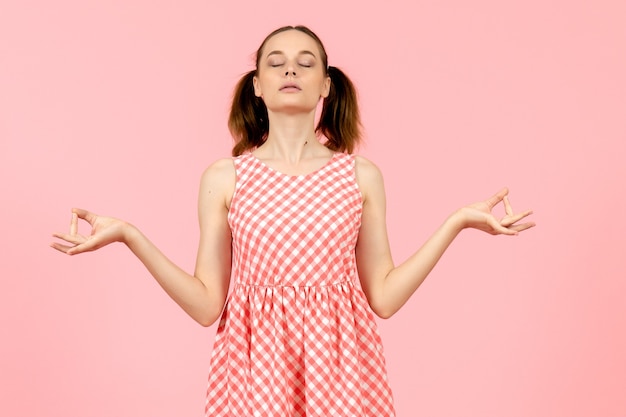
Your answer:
229;25;362;156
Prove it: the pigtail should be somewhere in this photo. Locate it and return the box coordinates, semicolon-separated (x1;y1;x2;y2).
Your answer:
229;70;269;156
317;66;362;154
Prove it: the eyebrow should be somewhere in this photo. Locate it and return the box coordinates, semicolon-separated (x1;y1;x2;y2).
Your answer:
265;50;317;58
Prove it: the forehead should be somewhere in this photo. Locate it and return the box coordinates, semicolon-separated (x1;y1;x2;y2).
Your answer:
261;30;322;57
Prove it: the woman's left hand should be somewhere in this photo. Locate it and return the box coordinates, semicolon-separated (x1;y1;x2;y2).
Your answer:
457;188;535;236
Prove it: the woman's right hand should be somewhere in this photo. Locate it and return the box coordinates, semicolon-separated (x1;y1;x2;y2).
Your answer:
51;208;130;255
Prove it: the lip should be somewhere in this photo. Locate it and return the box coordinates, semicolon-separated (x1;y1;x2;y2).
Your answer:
279;82;301;91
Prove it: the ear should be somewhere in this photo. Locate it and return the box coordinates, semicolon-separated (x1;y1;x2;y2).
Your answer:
320;75;331;98
253;75;262;98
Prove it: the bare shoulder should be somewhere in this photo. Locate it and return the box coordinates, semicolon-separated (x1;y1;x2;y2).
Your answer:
199;157;236;207
354;155;386;204
201;157;235;184
355;155;383;179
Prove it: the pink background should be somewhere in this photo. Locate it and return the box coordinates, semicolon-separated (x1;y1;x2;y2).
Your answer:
2;1;625;416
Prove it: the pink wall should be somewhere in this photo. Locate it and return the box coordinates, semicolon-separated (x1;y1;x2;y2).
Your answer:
2;1;625;416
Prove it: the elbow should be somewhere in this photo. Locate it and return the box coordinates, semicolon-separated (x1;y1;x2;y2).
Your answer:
197;315;221;327
197;317;217;327
373;307;396;320
194;307;223;328
376;311;395;320
369;301;397;320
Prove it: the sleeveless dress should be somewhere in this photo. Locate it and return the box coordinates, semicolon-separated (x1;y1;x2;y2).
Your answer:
205;152;395;417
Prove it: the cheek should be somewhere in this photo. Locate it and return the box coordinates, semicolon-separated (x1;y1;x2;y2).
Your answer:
253;73;276;97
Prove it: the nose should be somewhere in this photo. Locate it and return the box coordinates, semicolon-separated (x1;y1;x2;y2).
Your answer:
285;62;296;77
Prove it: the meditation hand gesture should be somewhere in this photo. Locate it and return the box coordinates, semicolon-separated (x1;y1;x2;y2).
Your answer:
51;208;129;255
458;188;535;235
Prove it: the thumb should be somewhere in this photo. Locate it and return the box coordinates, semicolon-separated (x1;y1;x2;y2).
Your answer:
485;187;509;209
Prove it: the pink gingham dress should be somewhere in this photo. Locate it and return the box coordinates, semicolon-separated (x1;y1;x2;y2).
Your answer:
205;152;395;416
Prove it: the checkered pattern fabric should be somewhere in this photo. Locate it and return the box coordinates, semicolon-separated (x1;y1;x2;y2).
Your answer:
205;153;395;416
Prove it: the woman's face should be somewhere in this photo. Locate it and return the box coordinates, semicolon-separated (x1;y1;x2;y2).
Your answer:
253;30;331;115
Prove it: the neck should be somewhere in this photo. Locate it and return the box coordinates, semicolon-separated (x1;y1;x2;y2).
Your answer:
261;111;321;163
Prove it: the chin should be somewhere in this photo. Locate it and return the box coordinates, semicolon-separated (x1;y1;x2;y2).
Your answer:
266;100;319;115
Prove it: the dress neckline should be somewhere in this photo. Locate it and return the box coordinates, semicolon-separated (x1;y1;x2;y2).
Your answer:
248;152;340;178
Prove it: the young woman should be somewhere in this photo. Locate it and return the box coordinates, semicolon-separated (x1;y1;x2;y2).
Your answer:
51;25;534;417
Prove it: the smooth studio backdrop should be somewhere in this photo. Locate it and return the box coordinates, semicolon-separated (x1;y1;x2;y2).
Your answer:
1;1;625;416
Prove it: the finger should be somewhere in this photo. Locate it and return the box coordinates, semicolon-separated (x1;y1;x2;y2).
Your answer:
485;187;509;209
50;242;75;254
499;228;519;236
503;196;514;217
500;209;533;227
52;232;86;245
70;212;78;236
487;216;517;236
500;210;533;227
509;221;536;233
72;208;97;226
66;237;101;255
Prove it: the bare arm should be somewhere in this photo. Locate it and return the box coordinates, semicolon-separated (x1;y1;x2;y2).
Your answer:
354;156;534;319
51;158;236;327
